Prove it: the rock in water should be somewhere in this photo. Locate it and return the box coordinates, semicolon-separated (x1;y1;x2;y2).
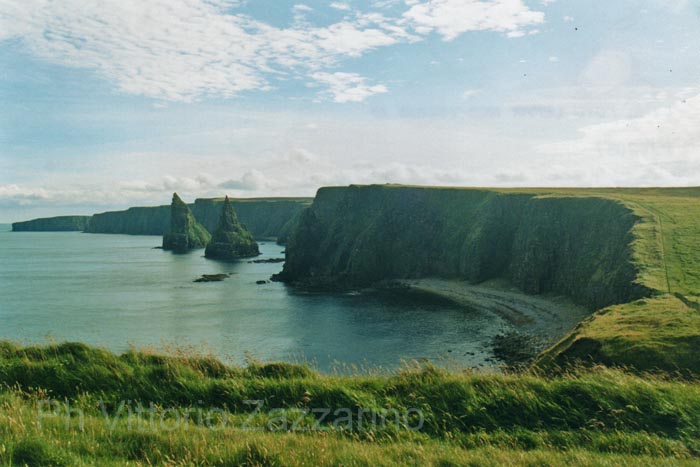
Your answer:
205;196;260;260
162;193;211;252
194;274;230;283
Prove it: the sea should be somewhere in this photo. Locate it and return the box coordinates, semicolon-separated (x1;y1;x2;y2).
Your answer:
0;226;509;371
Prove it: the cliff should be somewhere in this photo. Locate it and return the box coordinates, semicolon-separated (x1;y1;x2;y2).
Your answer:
278;185;700;374
12;216;90;232
162;193;211;252
87;206;170;235
204;196;259;259
191;198;312;240
84;198;311;239
278;185;650;310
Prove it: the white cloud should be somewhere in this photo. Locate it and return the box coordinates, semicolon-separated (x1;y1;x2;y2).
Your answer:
0;0;404;102
119;174;218;194
219;170;271;191
0;0;545;102
0;184;51;205
330;2;352;11
655;0;689;12
0;161;474;214
311;72;388;103
537;92;700;185
282;148;319;164
8;86;700;220
403;0;545;41
581;50;631;90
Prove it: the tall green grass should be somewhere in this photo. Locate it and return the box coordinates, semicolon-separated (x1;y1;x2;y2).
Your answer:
2;342;700;466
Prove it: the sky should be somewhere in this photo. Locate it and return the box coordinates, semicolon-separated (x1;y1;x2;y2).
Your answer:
1;0;700;222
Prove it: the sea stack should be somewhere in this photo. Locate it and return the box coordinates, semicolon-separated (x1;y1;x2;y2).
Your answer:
205;196;260;260
162;193;211;252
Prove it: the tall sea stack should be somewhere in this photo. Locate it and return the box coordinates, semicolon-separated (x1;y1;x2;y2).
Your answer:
205;196;260;260
162;193;211;252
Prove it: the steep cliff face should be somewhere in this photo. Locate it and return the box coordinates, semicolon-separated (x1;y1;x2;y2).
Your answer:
87;206;170;235
205;197;259;259
192;198;312;239
83;198;310;239
12;216;90;232
279;185;650;309
508;198;646;309
162;194;211;252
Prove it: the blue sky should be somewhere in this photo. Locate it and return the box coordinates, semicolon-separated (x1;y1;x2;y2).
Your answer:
1;0;700;222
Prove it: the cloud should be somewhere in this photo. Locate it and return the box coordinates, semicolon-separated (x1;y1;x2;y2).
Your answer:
361;162;468;185
282;148;319;164
0;170;272;213
311;72;388;103
0;161;473;214
293;4;314;11
581;50;631;90
654;0;689;12
0;0;545;102
330;2;352;11
219;170;270;191
537;92;700;185
403;0;545;41
0;0;404;102
0;184;51;206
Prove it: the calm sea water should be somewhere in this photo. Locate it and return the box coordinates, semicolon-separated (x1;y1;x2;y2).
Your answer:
0;228;509;370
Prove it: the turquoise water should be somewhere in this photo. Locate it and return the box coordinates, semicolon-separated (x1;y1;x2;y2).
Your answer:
0;230;508;370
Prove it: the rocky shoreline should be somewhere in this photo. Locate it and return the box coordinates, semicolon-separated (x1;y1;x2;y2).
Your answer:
269;274;590;367
397;278;593;348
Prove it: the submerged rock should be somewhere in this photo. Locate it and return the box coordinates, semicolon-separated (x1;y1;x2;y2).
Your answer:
205;196;260;260
162;193;211;252
194;273;230;283
248;258;285;264
491;331;548;367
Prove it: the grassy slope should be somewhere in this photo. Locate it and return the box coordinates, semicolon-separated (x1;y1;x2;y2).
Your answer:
520;187;700;373
2;342;700;466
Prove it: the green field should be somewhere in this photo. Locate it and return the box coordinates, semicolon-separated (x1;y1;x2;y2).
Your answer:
2;342;700;466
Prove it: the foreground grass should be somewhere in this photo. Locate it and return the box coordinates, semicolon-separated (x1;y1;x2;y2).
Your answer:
2;342;700;466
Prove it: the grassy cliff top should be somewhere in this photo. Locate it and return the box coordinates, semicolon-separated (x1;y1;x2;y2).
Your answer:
198;196;314;203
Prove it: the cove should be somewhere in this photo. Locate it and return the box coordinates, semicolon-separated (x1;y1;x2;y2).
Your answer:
0;230;515;371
